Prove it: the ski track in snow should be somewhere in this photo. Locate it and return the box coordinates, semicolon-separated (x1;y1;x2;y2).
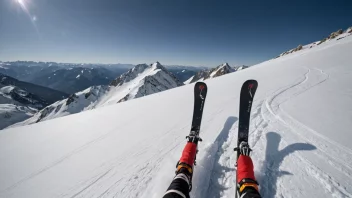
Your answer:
258;67;352;197
60;122;191;198
2;118;137;194
205;67;352;198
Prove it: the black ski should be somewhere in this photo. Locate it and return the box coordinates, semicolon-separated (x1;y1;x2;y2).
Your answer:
188;82;207;140
234;80;258;198
236;80;258;156
181;81;207;170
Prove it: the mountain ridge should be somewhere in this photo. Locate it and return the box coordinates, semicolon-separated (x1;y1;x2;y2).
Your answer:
9;62;183;127
187;63;238;83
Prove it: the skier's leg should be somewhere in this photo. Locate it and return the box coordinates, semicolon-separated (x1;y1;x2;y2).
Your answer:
236;142;261;198
163;169;191;198
163;142;196;198
164;82;206;198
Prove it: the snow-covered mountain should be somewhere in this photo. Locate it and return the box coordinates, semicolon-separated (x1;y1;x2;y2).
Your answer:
234;65;249;71
9;62;183;127
1;29;352;198
0;85;45;129
0;73;68;103
109;62;183;100
278;27;352;57
186;63;236;84
9;86;111;127
0;85;48;108
0;104;37;130
0;74;66;129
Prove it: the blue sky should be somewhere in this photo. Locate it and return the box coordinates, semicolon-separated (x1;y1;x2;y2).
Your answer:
0;0;351;67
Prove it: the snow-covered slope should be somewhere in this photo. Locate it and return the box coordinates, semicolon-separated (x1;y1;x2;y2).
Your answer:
188;63;236;83
234;65;249;71
184;76;195;84
10;62;183;127
278;27;352;57
1;32;352;198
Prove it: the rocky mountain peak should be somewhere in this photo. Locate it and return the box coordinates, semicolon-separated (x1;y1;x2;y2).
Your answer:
221;63;230;68
278;26;352;58
189;63;235;83
151;61;163;69
110;64;149;87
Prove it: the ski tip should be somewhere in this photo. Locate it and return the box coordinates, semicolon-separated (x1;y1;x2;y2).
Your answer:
195;81;207;86
194;81;207;90
243;79;258;85
241;79;258;94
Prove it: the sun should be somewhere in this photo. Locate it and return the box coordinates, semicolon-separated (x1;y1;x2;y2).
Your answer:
16;0;26;7
15;0;29;13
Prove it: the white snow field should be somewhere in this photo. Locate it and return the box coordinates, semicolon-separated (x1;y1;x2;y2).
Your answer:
1;34;352;198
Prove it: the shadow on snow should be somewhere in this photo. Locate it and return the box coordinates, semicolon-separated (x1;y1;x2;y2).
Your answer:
259;132;316;198
191;116;238;198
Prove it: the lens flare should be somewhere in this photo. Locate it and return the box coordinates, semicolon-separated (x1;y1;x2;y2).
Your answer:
17;0;25;6
15;0;40;35
16;0;27;10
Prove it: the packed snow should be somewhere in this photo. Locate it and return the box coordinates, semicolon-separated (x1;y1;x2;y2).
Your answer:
1;33;352;198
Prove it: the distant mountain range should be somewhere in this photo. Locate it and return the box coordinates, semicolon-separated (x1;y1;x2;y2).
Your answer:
0;62;134;94
0;61;204;94
164;65;207;82
10;62;184;127
1;61;246;129
0;73;68;103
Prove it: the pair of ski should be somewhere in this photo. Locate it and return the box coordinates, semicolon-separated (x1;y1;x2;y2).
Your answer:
188;80;258;196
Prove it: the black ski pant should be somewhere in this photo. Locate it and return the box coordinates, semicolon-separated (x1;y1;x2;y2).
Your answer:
162;173;261;198
163;173;190;198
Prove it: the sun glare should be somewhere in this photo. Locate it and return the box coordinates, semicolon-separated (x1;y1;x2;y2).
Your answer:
14;0;40;34
17;0;25;7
